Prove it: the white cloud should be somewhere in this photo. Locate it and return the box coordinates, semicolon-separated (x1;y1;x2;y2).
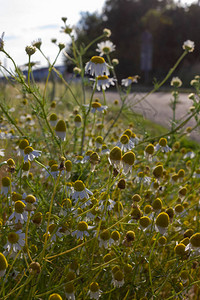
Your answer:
0;0;105;70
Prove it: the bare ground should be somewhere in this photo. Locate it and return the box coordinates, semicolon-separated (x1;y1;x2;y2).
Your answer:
97;91;200;143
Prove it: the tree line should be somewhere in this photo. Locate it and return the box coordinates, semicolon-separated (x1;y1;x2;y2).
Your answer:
67;0;200;86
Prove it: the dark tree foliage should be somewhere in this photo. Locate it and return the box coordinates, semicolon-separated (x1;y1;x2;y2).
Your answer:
66;0;200;84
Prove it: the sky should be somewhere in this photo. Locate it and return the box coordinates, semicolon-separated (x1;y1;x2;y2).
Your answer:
0;0;198;73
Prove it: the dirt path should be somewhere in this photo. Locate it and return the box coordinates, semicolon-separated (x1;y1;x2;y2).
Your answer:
101;91;200;142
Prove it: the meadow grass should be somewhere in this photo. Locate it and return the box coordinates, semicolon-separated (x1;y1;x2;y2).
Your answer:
0;21;200;300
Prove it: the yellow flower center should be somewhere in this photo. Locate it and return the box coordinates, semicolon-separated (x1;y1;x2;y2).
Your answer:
90;282;99;292
55;120;66;132
22;161;31;171
74;180;85;192
91;56;105;64
140;216;151;228
156;212;169;228
12;192;22;202
48;293;63;300
190;233;200;248
2;177;11;187
158;236;167;245
152;198;162;210
74;114;82;123
8;232;19;244
15;200;25;214
24;146;33;154
126;231;135;242
109;146;122;161
113;270;124;281
145;144;154;155
77;221;88;231
49;224;57;234
65;282;74;293
19;139;29;150
50;164;58;172
100;229;110;241
49;113;58;121
65;160;72;172
7;158;15;166
0;253;8;271
120;134;129;144
96;136;103;144
159;138;167;147
102;46;110;53
111;230;120;241
97;75;109;80
25;195;36;203
92;102;102;108
122;151;135;165
174;243;186;256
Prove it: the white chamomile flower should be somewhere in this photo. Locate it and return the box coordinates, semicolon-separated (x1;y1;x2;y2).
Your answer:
1;176;11;195
65;282;75;300
121;75;139;87
155;212;169;235
91;101;108;113
72;221;90;240
182;40;194;52
96;40;116;56
85;56;110;77
8;200;28;224
4;230;25;253
89;282;101;300
185;233;200;254
92;75;116;91
17;139;29;156
112;270;124;288
121;151;135;174
154;138;171;153
171;77;182;87
55;119;66;141
23;146;41;162
72;180;93;204
116;134;135;152
99;229;113;249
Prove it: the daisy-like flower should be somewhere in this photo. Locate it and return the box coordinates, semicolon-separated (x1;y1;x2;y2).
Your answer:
139;216;151;232
0;253;8;277
72;221;90;240
99;229;112;249
91;101;108;113
8;200;28;224
182;40;194;52
49;113;58;127
1;176;11;195
185;233;200;254
74;114;82;128
55;119;66;141
112;269;124;288
171;77;182;88
122;151;135;174
85;56;110;77
65;282;75;300
96;40;116;56
92;75;116;91
121;75;139;87
23;146;41;162
4;230;25;253
72;180;93;204
17;139;29;156
155;212;169;235
108;146;122;169
99;192;115;212
89;282;101;300
154;138;171;153
116;134;135;152
64;160;72;180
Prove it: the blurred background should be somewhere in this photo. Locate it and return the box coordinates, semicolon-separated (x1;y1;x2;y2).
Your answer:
1;0;200;87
